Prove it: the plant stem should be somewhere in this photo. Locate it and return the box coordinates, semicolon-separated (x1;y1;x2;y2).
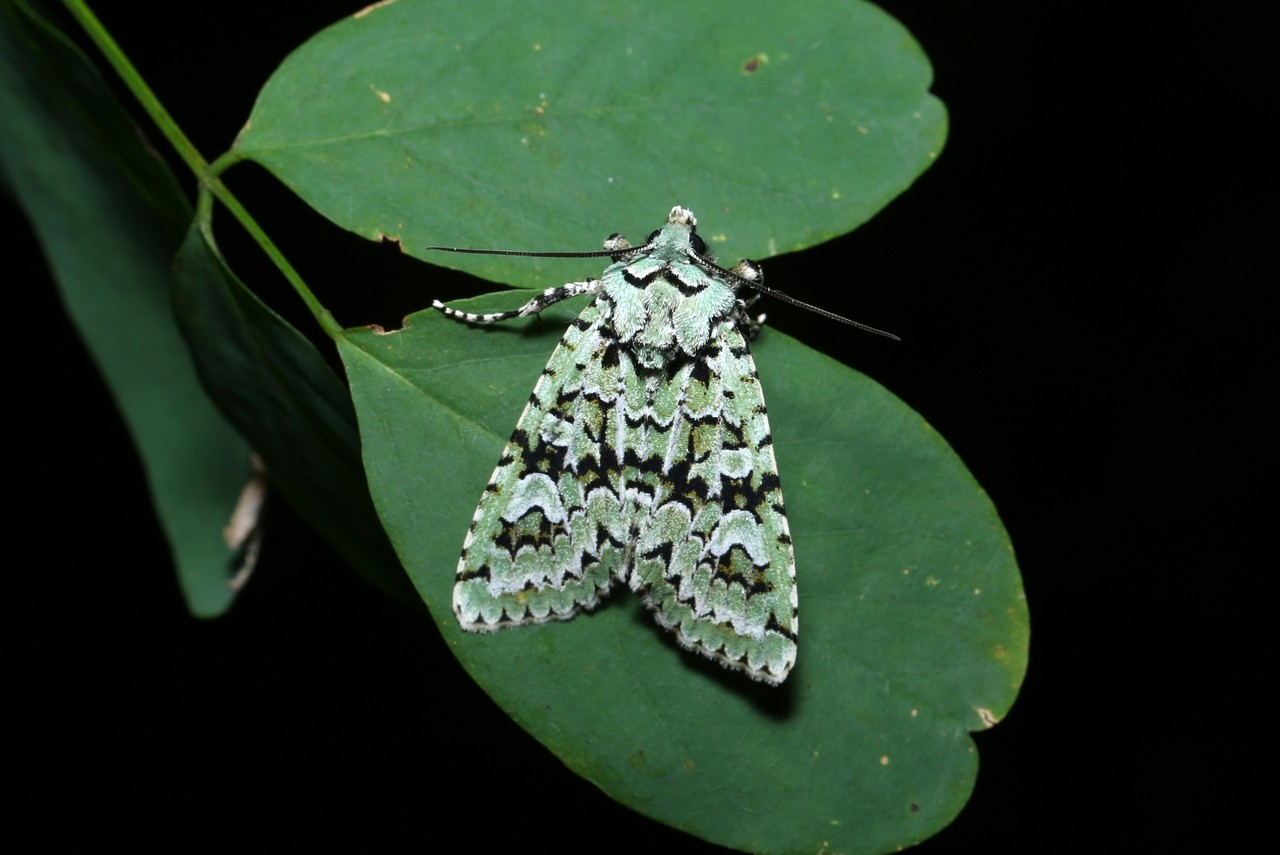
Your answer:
61;1;206;185
62;0;339;337
206;154;341;337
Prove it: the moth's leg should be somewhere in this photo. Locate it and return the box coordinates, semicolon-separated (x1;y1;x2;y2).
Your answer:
603;233;632;257
726;259;767;340
731;295;768;341
432;279;602;325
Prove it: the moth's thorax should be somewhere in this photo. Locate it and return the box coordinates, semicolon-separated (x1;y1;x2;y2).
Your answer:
646;217;698;262
601;252;738;368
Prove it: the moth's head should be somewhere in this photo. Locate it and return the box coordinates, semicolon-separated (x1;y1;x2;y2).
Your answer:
646;205;710;262
667;205;697;227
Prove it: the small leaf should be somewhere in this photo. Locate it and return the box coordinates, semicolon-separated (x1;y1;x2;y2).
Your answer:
233;0;945;288
0;1;250;616
171;223;413;604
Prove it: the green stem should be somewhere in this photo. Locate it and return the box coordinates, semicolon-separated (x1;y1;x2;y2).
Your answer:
61;1;207;184
62;0;338;337
206;155;341;337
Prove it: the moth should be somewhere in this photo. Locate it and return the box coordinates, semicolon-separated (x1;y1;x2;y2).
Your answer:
432;206;894;685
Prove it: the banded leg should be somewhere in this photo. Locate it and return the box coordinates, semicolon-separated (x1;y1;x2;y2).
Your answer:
432;279;601;325
727;260;767;339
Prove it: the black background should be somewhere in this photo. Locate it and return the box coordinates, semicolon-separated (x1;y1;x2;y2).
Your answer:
14;2;1265;850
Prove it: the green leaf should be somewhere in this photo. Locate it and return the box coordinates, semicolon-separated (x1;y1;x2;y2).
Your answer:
231;0;945;288
337;292;1027;854
0;1;251;616
171;222;414;604
213;0;1021;849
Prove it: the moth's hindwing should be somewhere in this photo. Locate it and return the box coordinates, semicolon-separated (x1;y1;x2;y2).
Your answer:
448;206;798;684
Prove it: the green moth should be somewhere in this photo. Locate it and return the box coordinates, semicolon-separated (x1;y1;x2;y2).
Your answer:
433;206;893;685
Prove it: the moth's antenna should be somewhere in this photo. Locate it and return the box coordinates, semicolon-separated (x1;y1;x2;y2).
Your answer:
694;255;901;341
427;229;659;262
757;289;900;340
427;232;898;340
